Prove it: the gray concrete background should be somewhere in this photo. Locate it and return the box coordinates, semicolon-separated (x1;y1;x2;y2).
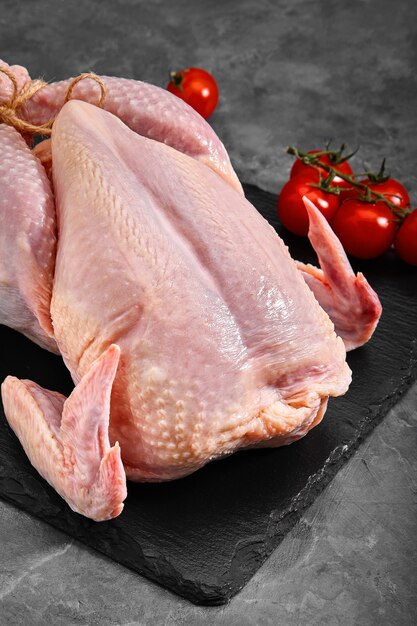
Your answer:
1;0;417;623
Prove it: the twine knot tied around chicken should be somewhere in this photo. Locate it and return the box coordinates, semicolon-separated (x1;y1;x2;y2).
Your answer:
0;66;106;137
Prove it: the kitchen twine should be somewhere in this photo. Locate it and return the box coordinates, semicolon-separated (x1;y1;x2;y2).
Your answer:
0;66;106;136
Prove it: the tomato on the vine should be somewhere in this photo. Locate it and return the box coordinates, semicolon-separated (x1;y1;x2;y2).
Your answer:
290;151;354;189
394;209;417;266
277;173;340;237
166;67;219;119
332;199;397;259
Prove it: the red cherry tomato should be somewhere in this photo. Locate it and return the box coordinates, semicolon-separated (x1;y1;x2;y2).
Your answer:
332;199;397;259
340;177;410;209
290;151;354;189
166;67;219;119
278;173;340;237
394;209;417;266
361;177;410;210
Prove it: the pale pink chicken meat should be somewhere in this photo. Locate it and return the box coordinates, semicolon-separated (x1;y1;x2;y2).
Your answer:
0;61;382;521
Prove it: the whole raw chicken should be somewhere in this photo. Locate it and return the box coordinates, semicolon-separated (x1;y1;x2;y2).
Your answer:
0;61;381;521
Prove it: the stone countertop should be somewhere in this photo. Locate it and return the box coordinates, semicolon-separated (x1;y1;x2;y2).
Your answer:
1;0;416;623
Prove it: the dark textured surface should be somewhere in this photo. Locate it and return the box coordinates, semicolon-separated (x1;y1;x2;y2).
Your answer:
1;184;416;605
1;0;417;621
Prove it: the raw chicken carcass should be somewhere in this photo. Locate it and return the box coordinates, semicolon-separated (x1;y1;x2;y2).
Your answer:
0;65;381;521
1;99;351;518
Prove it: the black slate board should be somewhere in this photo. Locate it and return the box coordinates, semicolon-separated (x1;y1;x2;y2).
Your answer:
1;183;416;605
